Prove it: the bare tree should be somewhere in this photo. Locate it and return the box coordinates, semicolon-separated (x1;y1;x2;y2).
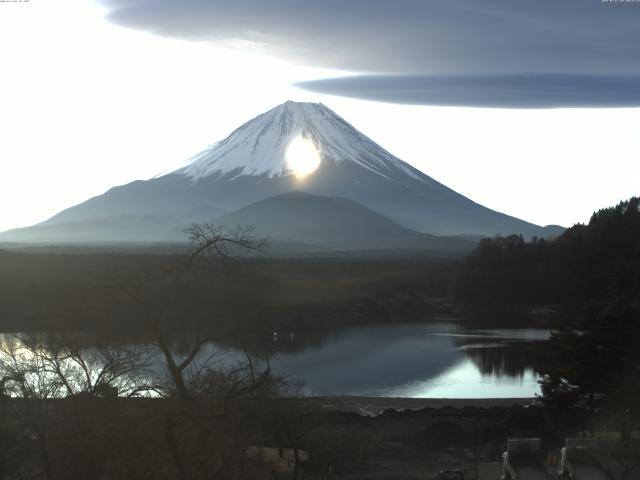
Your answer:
126;223;268;404
0;224;293;480
0;335;61;479
124;223;279;480
0;333;158;479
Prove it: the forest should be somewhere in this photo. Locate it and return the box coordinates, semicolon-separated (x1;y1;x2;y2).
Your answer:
0;199;639;479
455;197;640;413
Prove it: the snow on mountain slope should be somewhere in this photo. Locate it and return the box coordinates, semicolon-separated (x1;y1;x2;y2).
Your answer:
0;101;565;244
177;101;436;187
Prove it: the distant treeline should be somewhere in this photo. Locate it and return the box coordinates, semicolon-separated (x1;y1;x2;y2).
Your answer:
454;197;640;310
453;197;640;409
1;197;638;337
0;252;453;335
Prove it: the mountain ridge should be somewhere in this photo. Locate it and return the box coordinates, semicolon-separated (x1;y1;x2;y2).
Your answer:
214;191;474;252
0;101;565;246
176;101;434;187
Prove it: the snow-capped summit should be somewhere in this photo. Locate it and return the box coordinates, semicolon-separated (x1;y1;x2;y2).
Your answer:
176;101;430;186
0;101;565;245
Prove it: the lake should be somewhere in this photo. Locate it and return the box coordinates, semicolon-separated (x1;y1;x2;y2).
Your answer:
210;322;550;398
1;322;550;399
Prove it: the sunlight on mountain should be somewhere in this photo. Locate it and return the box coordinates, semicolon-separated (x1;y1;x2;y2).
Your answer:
286;136;320;178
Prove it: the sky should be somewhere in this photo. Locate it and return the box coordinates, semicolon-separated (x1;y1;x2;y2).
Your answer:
0;0;639;232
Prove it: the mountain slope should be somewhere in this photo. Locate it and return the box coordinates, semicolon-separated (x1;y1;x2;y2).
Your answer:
215;191;474;252
0;203;225;243
177;100;432;185
0;101;563;244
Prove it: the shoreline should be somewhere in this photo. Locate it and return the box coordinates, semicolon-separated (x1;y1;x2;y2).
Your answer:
302;396;535;416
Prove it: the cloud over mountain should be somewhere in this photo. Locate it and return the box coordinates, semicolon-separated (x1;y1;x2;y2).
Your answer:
99;0;640;107
297;74;640;109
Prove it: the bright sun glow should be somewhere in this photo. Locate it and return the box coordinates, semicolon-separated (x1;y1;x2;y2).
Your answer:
286;136;321;178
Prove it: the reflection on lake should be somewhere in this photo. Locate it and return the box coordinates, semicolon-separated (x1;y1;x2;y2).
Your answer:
213;323;550;398
1;323;550;399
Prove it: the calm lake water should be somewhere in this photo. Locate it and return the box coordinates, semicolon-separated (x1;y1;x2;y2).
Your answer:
2;323;550;399
211;323;550;398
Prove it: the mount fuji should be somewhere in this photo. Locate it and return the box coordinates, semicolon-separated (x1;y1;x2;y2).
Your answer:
0;101;562;250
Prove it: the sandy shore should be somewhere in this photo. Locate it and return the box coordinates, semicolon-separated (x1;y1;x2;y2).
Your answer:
303;396;535;416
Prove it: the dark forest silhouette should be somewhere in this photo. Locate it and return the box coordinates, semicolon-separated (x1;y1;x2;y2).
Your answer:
455;197;640;412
